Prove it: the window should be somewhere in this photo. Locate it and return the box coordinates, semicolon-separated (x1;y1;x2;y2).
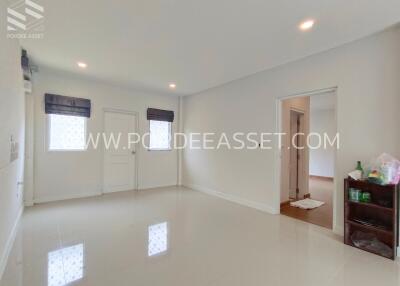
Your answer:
48;114;86;151
149;120;171;150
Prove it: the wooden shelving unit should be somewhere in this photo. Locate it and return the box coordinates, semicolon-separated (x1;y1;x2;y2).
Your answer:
344;178;399;260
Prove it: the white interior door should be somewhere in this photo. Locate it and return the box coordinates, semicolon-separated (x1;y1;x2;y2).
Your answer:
103;111;137;193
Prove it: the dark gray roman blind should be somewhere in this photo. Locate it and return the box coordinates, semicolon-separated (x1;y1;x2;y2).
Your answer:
45;93;91;118
147;108;174;122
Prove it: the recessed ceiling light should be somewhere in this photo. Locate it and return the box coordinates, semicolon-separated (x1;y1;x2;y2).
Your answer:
169;83;176;89
77;62;87;68
299;19;315;31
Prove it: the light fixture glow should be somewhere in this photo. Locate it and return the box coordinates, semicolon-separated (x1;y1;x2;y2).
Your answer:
169;83;176;89
77;62;87;68
299;20;315;31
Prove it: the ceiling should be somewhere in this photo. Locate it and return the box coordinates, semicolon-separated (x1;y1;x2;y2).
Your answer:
21;0;400;95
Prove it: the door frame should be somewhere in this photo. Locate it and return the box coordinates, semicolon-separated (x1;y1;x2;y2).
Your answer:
274;86;339;231
288;108;305;200
102;108;139;194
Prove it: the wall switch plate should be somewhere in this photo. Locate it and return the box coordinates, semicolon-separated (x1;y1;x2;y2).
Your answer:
10;136;19;163
16;182;24;200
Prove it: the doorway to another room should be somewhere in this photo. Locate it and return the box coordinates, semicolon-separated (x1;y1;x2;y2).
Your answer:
280;90;336;229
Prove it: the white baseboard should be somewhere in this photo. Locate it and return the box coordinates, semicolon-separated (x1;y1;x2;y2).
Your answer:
24;200;34;207
333;225;344;236
184;184;279;215
0;206;23;280
33;185;178;204
138;184;177;191
33;191;102;204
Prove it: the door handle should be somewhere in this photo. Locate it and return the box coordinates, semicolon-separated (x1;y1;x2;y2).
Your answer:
131;151;136;155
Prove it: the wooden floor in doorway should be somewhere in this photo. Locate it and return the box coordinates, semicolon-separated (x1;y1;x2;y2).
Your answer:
280;177;333;229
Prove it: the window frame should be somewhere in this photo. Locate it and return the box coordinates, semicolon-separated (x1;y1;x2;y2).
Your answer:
148;120;172;151
46;114;88;152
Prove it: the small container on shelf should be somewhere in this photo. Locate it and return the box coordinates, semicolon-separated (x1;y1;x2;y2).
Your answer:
349;188;362;202
360;191;371;203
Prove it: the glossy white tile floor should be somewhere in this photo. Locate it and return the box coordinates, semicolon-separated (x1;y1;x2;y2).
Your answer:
1;186;399;286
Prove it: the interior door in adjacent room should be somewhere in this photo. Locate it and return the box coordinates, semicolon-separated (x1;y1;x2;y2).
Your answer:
289;110;305;200
103;110;137;193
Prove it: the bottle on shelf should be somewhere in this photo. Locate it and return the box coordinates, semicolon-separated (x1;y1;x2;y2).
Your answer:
356;161;364;178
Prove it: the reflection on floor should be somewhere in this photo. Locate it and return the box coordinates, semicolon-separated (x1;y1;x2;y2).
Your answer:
148;222;168;257
280;177;333;229
48;244;84;286
2;186;399;286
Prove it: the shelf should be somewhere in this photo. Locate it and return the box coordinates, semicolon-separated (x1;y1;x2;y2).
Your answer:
347;200;393;212
348;241;393;259
346;220;393;236
344;178;398;260
347;179;395;192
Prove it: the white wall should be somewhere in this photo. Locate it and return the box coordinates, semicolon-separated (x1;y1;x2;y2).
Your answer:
0;5;25;277
183;25;400;233
309;108;335;178
31;69;179;203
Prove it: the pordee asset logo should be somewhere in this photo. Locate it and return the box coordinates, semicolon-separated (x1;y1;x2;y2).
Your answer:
6;0;44;39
